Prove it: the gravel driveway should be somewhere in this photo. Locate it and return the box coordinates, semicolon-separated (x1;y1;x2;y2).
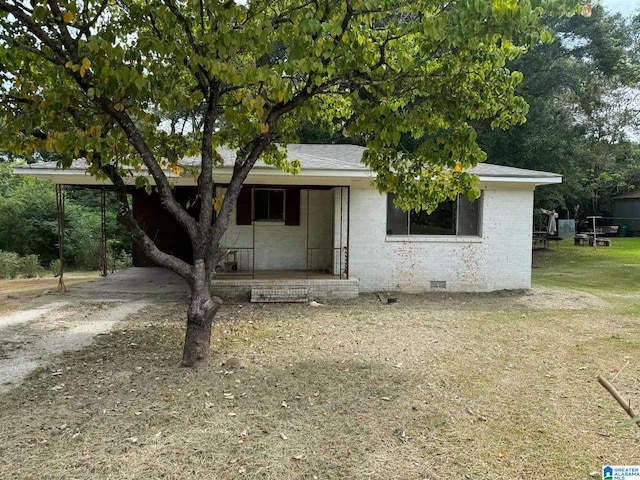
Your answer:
0;268;189;393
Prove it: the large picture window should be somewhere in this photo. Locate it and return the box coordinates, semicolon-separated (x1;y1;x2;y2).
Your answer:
386;193;482;236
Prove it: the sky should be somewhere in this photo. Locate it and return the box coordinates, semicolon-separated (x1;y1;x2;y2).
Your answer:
598;0;640;16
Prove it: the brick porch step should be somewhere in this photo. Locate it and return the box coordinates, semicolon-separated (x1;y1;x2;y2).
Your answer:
250;287;309;303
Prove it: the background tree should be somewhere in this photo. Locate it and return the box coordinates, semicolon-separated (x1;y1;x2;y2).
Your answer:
0;0;580;367
477;5;640;220
0;162;130;270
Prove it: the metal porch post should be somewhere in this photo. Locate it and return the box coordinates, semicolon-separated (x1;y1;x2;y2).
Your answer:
100;187;108;276
55;184;66;293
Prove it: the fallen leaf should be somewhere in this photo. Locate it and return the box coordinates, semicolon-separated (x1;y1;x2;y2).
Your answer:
346;448;351;458
290;455;304;461
126;437;138;443
164;394;175;402
499;450;507;457
228;457;242;465
173;448;185;455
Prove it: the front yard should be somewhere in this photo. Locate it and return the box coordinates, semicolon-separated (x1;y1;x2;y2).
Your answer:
0;240;639;478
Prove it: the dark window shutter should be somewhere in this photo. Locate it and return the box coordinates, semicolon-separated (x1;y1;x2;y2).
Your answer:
236;187;252;225
285;187;300;226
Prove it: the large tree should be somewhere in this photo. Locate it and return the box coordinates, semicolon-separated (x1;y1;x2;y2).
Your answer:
0;0;580;366
477;5;640;217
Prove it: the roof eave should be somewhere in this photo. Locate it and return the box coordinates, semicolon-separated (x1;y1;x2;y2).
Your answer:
477;175;562;186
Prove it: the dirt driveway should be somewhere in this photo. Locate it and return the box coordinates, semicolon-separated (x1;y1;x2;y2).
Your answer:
0;268;190;393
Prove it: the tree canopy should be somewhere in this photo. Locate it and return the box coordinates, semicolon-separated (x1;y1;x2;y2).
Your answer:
477;5;640;218
0;0;581;366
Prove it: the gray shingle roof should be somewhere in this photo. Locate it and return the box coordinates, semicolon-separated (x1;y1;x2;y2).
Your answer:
14;144;560;181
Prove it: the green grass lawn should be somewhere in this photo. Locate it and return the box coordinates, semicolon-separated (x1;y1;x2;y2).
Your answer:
533;237;640;297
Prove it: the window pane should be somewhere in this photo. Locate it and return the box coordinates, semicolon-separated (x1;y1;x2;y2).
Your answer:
410;200;455;235
457;194;480;236
269;190;284;221
387;194;408;235
254;189;285;221
254;190;269;220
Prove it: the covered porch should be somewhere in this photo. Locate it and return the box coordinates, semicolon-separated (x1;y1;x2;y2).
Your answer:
213;185;351;280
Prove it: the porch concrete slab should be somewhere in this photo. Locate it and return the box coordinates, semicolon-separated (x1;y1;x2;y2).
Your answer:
66;267;190;302
64;267;359;302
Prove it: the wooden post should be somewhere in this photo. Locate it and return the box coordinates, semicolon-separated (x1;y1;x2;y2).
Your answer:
587;215;602;249
597;374;640;429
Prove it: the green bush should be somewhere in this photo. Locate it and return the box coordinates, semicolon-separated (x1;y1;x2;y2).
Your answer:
0;250;21;278
21;254;41;278
49;258;61;276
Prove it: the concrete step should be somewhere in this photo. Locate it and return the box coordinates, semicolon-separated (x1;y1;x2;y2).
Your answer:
250;287;308;303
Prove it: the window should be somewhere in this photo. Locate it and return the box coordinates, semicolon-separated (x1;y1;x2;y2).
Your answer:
254;189;285;222
236;186;301;226
386;193;482;236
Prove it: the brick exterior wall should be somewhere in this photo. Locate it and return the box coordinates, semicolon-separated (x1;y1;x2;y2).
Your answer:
348;185;534;293
220;182;536;294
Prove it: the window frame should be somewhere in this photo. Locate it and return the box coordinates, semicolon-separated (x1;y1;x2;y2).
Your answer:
253;188;286;223
386;192;483;239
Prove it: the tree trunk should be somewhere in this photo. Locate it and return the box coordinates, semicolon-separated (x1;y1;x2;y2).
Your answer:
182;291;222;367
181;261;222;367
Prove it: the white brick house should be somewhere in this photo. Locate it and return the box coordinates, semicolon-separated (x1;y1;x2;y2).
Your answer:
15;144;561;298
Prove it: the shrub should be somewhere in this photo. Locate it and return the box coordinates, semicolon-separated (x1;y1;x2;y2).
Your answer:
0;250;21;279
49;258;61;276
21;254;41;278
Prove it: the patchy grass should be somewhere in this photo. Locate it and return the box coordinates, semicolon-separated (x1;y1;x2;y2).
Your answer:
2;243;640;478
0;287;639;479
0;273;97;316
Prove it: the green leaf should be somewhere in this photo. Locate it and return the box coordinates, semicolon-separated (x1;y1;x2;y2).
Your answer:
619;415;640;428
